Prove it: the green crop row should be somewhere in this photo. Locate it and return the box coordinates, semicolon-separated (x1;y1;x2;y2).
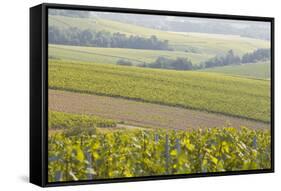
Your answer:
49;111;117;129
49;59;270;122
48;126;271;182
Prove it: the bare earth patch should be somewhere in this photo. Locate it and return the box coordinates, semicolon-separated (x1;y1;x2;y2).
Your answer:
49;89;269;130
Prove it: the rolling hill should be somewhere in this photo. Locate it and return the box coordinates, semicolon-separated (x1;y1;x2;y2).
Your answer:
49;59;270;122
200;62;271;79
48;44;212;66
49;15;270;55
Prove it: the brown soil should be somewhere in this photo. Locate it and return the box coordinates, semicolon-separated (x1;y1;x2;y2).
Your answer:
49;89;270;130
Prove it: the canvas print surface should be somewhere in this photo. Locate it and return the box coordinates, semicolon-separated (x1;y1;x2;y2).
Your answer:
47;8;271;182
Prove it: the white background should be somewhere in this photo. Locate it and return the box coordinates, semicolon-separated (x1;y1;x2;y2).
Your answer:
0;0;279;190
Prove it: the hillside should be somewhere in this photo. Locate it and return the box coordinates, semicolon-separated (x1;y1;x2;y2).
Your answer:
49;44;212;66
200;62;270;79
49;59;270;122
49;15;270;55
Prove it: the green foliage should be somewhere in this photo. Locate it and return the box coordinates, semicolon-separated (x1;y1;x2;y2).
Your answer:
242;49;271;63
49;25;172;50
202;49;270;70
48;127;271;182
49;111;117;129
204;50;241;68
49;59;270;122
145;56;194;70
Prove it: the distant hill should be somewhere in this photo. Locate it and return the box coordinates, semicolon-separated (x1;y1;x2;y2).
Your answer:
92;12;270;40
49;15;270;56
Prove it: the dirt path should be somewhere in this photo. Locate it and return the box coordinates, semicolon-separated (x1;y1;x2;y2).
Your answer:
49;89;270;130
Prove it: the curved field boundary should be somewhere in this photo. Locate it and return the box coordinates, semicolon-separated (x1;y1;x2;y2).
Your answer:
49;59;270;123
50;45;145;64
49;90;269;130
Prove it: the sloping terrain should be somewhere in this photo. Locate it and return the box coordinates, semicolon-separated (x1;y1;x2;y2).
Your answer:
200;61;271;79
49;59;270;122
49;15;270;55
49;90;269;130
49;44;212;66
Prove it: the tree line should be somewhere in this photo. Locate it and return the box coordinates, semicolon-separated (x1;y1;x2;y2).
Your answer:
117;48;270;71
241;48;270;63
49;26;172;50
142;57;193;70
117;57;195;70
203;50;240;68
116;56;198;70
203;48;270;68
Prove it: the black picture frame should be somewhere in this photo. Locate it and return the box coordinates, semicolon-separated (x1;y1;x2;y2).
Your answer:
30;3;275;187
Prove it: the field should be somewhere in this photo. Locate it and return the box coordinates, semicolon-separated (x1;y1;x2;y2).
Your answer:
49;15;271;79
48;111;271;182
49;89;269;129
47;11;272;182
49;111;117;130
201;62;271;79
49;44;212;66
49;15;270;55
49;59;270;122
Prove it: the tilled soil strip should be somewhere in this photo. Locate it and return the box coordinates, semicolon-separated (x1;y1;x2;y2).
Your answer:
49;89;270;130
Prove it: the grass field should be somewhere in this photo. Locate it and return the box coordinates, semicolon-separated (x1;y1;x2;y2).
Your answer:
200;62;271;79
49;15;270;55
49;59;270;122
49;44;212;66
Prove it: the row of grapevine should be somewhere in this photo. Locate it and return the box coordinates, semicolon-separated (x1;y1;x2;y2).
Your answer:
48;59;270;122
48;127;271;182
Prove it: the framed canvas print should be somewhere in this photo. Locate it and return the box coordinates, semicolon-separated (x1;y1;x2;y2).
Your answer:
30;3;274;187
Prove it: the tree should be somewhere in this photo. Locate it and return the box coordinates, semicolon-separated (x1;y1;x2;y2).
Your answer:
148;57;193;70
242;48;270;63
80;30;93;45
204;49;240;68
173;58;193;70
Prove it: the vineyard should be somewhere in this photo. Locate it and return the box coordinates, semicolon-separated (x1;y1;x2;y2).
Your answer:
49;59;270;122
49;111;118;129
48;123;271;182
47;11;272;184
